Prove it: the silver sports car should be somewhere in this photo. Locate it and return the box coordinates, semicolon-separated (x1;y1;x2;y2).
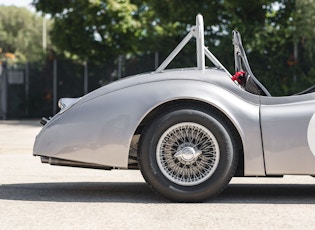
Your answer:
33;15;315;202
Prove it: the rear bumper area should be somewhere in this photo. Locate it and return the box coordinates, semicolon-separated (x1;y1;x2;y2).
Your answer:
40;117;51;126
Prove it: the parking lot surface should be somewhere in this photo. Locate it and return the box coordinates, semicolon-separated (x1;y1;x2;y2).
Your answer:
0;120;314;229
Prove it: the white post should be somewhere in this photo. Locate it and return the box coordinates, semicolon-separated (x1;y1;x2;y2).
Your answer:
118;55;123;79
293;41;298;82
154;51;159;69
42;17;47;51
53;59;57;114
0;69;7;119
25;62;29;116
84;61;88;94
196;14;205;70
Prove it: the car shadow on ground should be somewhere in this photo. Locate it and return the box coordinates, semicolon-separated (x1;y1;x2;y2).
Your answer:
0;182;314;204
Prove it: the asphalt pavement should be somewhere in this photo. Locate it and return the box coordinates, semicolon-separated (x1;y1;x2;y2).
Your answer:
0;120;314;229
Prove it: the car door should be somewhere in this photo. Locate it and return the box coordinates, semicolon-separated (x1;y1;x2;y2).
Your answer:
260;94;315;175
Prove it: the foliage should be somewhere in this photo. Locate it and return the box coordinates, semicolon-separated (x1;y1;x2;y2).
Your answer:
0;6;51;63
32;0;144;62
294;0;315;56
144;0;300;95
33;0;315;95
289;0;315;95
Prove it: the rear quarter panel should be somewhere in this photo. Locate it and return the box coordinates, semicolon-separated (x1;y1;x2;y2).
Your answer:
34;70;265;175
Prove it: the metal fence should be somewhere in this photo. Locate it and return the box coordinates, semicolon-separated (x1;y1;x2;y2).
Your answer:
0;52;164;119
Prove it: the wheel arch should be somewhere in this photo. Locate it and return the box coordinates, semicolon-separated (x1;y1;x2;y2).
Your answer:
133;99;244;176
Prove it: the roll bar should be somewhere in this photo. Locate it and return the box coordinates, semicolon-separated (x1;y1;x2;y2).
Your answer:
155;14;232;77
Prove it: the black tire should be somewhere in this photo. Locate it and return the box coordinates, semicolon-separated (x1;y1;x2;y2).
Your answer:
138;104;238;202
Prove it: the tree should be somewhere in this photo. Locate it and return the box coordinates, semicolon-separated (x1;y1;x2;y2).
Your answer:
33;0;315;95
294;0;315;57
145;1;294;80
33;0;146;63
0;6;51;62
290;0;315;92
32;0;226;64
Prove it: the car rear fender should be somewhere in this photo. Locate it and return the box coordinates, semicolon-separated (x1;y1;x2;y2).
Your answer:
34;79;264;175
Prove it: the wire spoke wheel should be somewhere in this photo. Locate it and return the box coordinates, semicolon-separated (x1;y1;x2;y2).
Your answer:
157;122;220;186
138;105;238;202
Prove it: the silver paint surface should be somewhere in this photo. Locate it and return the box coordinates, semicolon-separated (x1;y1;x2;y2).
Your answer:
34;68;315;176
261;94;315;175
